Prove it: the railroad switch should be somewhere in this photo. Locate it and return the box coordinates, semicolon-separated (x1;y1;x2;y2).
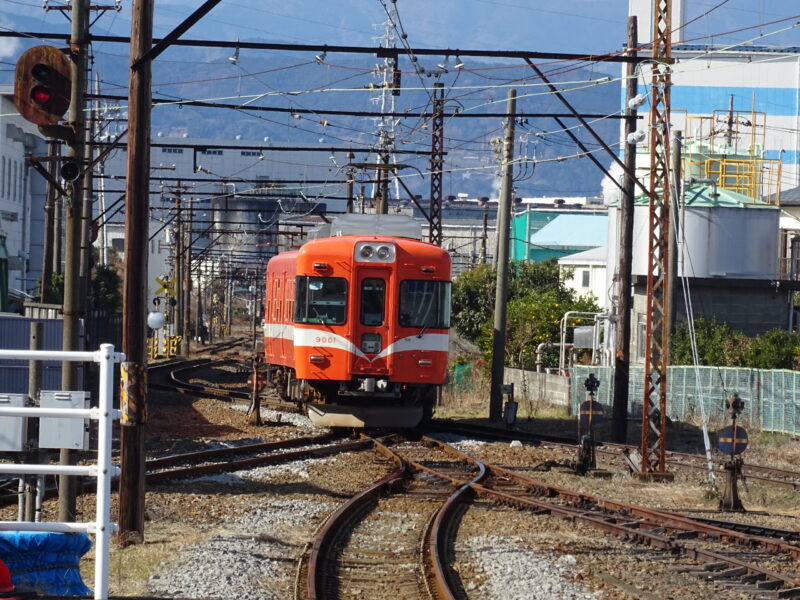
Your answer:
573;374;610;477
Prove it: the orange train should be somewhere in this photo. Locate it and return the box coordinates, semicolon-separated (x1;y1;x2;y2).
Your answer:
264;233;451;428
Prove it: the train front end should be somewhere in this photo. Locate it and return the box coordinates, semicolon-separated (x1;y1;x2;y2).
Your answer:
293;235;451;427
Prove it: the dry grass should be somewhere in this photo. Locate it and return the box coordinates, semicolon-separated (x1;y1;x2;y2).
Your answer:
76;520;211;597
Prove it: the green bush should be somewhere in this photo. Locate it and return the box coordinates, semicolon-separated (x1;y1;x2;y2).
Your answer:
453;259;599;370
671;318;800;369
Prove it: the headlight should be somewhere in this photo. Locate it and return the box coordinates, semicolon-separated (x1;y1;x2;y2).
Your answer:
359;245;374;258
376;245;391;259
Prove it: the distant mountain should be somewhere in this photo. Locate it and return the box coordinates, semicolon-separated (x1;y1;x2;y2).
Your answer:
4;26;621;198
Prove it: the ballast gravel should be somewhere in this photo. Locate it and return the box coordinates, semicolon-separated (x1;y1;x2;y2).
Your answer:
459;535;598;600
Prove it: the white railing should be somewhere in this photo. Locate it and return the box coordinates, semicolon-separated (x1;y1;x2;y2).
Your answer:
0;343;124;600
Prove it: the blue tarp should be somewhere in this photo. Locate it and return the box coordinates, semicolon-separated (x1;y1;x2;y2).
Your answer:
0;531;92;596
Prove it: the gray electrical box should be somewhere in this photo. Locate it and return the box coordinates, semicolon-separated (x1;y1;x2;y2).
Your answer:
0;393;27;452
573;326;594;349
39;391;90;450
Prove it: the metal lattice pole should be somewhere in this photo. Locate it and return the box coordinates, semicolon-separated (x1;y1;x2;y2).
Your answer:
428;82;445;246
641;0;673;474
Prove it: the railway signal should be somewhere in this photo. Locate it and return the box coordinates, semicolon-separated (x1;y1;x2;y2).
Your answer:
13;45;72;126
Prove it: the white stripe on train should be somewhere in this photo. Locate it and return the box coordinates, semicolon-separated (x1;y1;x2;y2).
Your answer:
265;324;448;362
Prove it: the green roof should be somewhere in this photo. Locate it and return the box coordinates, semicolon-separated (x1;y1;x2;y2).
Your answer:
632;184;776;209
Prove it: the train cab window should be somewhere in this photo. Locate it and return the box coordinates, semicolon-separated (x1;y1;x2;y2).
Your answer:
360;278;386;326
399;280;452;329
295;276;347;325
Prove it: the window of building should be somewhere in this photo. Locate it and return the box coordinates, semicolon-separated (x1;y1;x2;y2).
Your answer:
1;156;5;198
241;150;259;157
111;238;125;252
200;149;223;155
161;148;184;154
636;315;646;362
581;269;590;288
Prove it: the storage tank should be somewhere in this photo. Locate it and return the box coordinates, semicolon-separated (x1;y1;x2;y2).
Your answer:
607;184;779;279
211;195;278;260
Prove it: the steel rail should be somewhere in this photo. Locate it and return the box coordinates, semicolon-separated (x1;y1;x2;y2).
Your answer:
146;438;374;484
306;437;408;600
376;437;489;600
428;420;800;491
144;432;340;470
420;436;800;594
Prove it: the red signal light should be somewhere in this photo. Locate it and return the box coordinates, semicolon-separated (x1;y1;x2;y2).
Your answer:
13;46;71;126
31;85;52;106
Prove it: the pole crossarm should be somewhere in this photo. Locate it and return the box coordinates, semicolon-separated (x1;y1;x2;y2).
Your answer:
131;0;223;69
525;58;651;200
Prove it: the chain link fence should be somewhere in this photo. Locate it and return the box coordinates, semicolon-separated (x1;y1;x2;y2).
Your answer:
571;365;800;436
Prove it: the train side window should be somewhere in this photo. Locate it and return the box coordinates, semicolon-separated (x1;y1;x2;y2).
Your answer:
295;276;347;325
399;280;452;329
360;278;385;326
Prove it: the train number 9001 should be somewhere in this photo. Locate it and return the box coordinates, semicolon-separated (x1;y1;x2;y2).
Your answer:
315;336;335;344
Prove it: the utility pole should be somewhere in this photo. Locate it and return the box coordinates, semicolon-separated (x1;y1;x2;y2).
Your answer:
345;152;354;214
174;188;183;350
39;140;60;302
59;0;89;524
669;130;682;336
119;0;153;545
181;201;192;355
611;16;638;444
488;89;516;422
79;75;95;322
480;205;488;265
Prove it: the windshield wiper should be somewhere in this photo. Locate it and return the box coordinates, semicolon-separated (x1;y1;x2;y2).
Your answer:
417;323;430;338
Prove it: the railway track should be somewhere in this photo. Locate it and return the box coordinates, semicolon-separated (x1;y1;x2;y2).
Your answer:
427;419;800;492
302;437;486;600
415;433;800;598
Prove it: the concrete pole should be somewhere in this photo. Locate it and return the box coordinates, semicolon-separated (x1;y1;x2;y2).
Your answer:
489;89;516;422
59;0;89;524
181;202;192;355
611;16;638;445
24;322;42;521
39;140;59;302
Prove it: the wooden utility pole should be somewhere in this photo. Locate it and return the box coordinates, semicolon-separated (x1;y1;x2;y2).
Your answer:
488;89;516;422
59;0;89;524
119;0;154;545
611;16;639;444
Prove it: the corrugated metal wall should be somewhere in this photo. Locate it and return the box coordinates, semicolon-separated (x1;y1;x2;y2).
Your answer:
0;316;76;394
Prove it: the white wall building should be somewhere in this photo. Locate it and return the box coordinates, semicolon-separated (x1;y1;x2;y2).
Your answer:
559;246;610;309
0;90;48;298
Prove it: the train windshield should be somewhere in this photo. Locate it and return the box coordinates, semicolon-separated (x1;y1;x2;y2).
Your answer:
295;276;347;325
360;278;386;326
399;280;451;329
